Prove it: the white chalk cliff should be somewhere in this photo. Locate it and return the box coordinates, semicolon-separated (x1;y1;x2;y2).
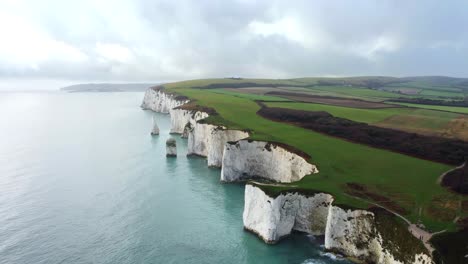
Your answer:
221;140;318;183
141;87;433;264
169;108;208;135
141;87;188;113
187;123;249;167
142;87;248;167
243;184;333;243
244;184;433;264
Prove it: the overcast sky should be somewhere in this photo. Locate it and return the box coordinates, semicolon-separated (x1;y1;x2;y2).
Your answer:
1;0;468;89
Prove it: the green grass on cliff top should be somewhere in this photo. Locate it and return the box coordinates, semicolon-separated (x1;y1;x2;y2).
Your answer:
163;78;463;231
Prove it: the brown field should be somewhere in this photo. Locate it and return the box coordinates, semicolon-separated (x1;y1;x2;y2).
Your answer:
376;114;468;142
266;91;397;108
442;116;468;141
397;88;421;95
224;87;284;94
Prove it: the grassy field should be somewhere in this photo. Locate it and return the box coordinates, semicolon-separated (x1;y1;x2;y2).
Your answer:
419;89;464;98
305;85;410;100
209;89;291;102
162;79;465;231
264;102;468;141
264;101;411;123
391;102;468;114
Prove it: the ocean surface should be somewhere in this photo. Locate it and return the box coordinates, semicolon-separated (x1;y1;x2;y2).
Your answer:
0;92;349;264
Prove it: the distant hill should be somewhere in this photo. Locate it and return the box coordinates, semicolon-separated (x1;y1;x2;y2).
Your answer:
61;83;157;92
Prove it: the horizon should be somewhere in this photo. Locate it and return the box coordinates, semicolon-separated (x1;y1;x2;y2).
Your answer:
2;74;468;91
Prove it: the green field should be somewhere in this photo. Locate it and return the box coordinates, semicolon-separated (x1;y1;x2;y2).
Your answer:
419;89;464;98
210;89;291;102
305;85;410;100
162;79;464;231
264;101;411;123
391;102;468;114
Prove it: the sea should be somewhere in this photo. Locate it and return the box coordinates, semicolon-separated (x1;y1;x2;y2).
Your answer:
0;92;349;264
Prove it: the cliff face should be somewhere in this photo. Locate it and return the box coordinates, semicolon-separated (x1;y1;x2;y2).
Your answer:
187;123;249;167
141;88;188;113
169;108;208;135
244;184;433;264
221;140;318;183
243;185;333;243
142;88;248;167
141;88;434;264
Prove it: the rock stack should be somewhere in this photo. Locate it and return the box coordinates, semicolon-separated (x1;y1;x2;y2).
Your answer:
151;117;160;135
166;138;177;157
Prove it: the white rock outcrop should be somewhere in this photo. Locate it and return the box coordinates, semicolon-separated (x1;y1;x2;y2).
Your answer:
221;140;318;183
169;108;208;135
243;184;333;243
141;87;188;113
151;117;160;135
325;206;433;264
242;184;433;263
187;123;249;167
166;138;177;157
142;88;248;166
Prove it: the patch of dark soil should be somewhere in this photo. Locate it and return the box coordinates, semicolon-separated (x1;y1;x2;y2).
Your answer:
388;98;468;107
431;229;468;264
457;218;468;229
462;200;468;213
258;106;468;166
175;103;218;115
441;163;468;194
266;91;398;108
265;141;311;160
345;183;408;215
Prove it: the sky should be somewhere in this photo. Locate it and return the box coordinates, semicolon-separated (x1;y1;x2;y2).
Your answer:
1;0;468;89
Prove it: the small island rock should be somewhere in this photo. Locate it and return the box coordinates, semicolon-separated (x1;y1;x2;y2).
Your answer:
166;138;177;157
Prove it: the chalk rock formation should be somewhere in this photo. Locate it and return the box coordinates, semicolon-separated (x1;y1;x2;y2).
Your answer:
141;87;248;166
242;184;434;264
169;108;208;134
141;87;188;113
151;117;160;135
221;140;318;182
243;184;333;243
325;206;434;264
166;138;177;157
187;122;249;167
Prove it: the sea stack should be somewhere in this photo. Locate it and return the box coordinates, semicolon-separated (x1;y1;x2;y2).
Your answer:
151;117;160;135
166;138;177;157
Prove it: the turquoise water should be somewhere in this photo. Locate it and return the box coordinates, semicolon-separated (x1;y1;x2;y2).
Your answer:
0;92;348;264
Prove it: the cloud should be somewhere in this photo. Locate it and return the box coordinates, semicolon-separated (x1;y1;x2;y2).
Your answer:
0;0;468;85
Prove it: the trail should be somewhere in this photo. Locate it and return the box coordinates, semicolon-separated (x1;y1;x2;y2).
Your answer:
343;193;443;254
437;161;465;184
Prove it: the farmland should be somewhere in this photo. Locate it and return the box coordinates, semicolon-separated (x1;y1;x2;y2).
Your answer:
163;77;468;232
264;101;468;141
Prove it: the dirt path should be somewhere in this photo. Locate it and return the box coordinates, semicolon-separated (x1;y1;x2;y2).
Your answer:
343;193;443;254
437;161;466;184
